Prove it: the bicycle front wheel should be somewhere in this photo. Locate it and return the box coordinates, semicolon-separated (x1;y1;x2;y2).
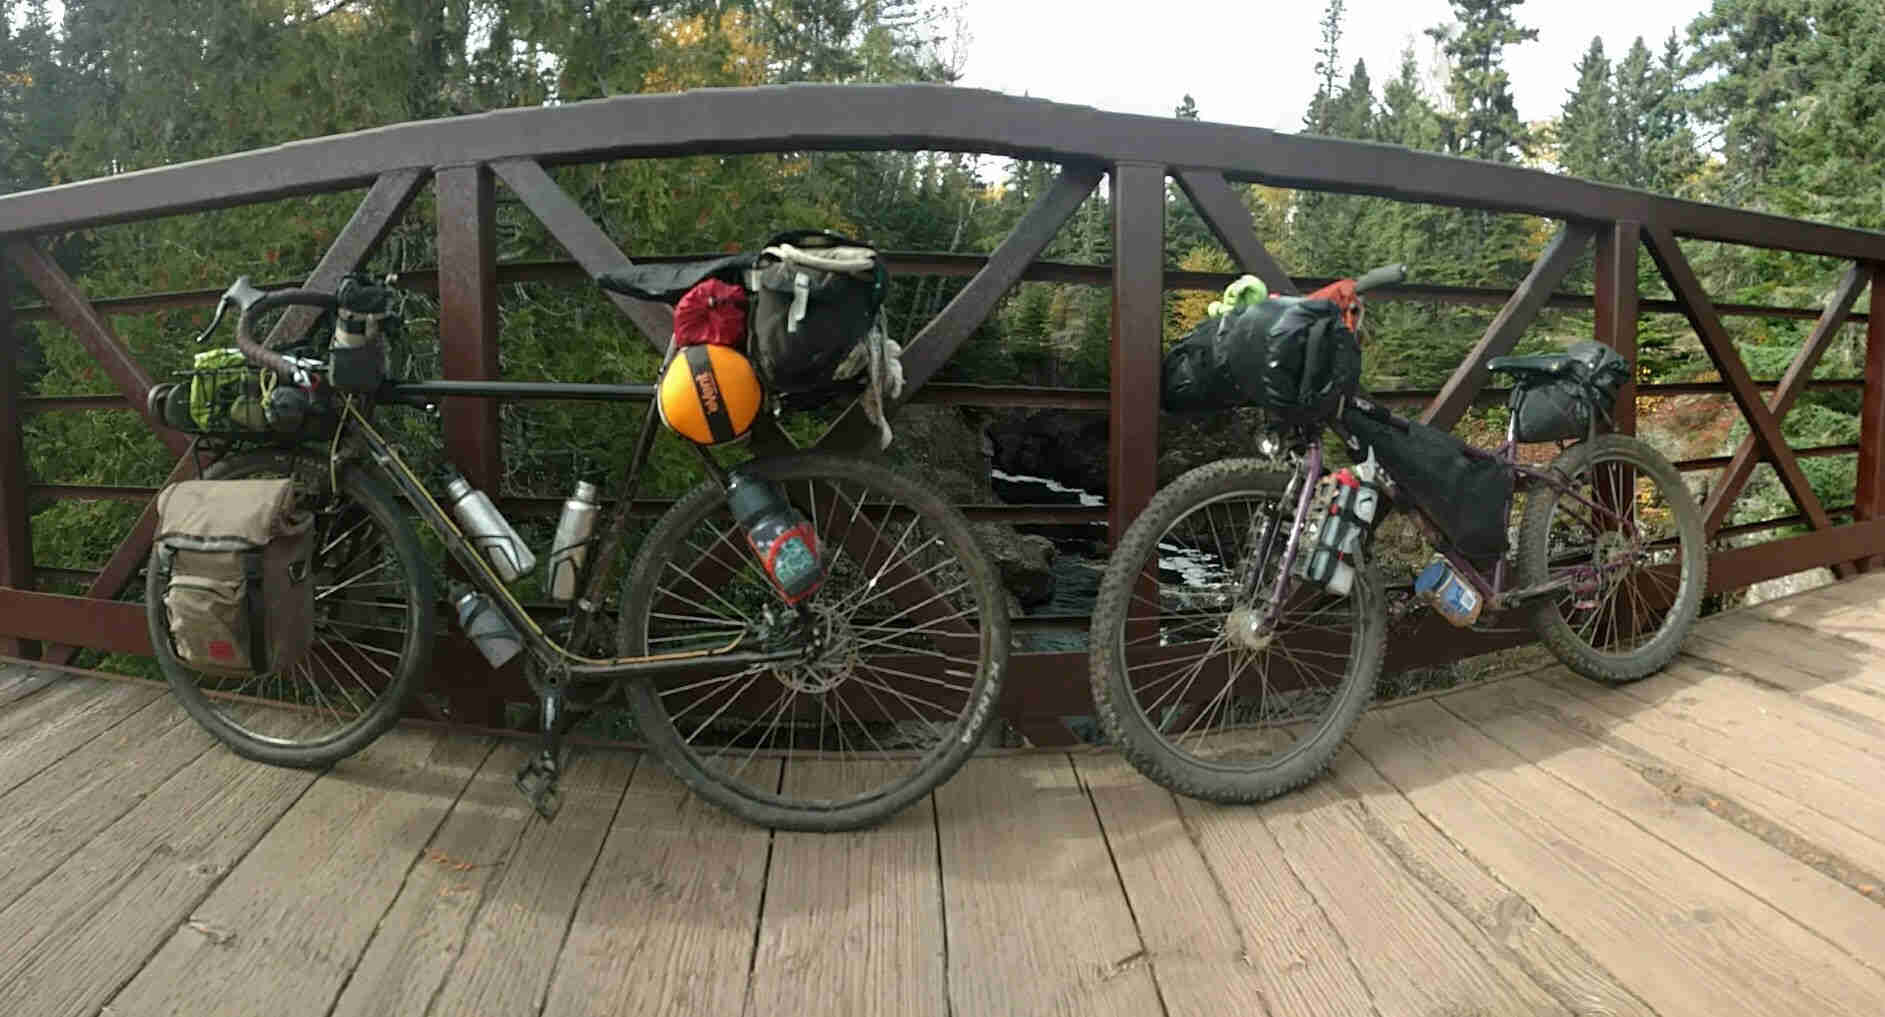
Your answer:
1089;459;1384;804
617;452;1008;831
147;451;436;767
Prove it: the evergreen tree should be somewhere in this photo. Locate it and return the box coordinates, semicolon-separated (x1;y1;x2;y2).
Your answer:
1556;37;1613;179
1610;38;1657;191
1426;0;1537;162
1378;45;1443;151
1687;0;1813;205
1305;0;1345;133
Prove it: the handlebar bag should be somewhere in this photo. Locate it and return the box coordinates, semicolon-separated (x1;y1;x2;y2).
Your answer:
1342;400;1512;569
1510;341;1632;443
1159;298;1359;418
152;479;315;677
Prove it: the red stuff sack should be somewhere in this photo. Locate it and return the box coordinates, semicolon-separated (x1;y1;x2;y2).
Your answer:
674;279;749;348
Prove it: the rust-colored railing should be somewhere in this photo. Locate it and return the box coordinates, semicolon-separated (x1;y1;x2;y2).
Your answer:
4;85;1884;745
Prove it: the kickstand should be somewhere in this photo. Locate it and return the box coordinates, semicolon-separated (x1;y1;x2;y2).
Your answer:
515;686;570;820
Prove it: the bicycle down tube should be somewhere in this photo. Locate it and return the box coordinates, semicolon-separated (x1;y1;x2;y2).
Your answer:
340;403;802;680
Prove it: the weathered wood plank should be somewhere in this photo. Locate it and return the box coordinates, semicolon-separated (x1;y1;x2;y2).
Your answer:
1263;775;1573;1015
933;755;1160;1017
1617;658;1885;763
1538;669;1885;839
0;710;322;1017
1352;698;1885;1016
1174;787;1376;1015
328;742;539;1017
0;677;162;797
538;757;775;1017
744;759;947;1017
104;728;489;1017
0;695;210;904
1325;747;1657;1017
1071;755;1276;1017
1514;671;1885;901
1684;616;1885;723
1444;680;1885;976
0;663;60;704
426;748;636;1017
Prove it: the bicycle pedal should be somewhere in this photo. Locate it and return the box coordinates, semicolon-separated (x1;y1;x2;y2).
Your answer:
514;756;563;820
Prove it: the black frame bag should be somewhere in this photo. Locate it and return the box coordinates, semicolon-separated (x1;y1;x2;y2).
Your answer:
1342;400;1512;568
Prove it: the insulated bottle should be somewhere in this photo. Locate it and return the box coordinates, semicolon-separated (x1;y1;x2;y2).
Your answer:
442;468;537;582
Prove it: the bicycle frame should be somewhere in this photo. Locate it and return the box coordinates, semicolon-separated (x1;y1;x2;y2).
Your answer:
1253;411;1643;627
335;399;803;682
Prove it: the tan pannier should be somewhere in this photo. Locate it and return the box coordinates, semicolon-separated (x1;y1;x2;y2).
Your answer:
152;479;315;676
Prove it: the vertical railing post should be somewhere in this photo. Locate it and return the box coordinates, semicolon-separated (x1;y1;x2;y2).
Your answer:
435;163;504;493
435;163;509;724
1595;221;1641;437
0;264;36;658
1108;162;1166;542
1855;262;1885;571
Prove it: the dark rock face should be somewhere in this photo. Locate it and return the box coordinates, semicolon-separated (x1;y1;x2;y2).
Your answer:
986;407;1273;495
986;410;1109;494
971;523;1057;607
884;404;993;505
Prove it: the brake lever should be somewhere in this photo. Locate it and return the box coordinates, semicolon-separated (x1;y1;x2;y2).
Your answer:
194;276;271;344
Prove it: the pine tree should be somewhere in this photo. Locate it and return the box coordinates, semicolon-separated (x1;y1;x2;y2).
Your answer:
1556;37;1613;179
1687;0;1814;205
1378;45;1443;151
1426;0;1537;163
1305;0;1346;133
1610;38;1656;191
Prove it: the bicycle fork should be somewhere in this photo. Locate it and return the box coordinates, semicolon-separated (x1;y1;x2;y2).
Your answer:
1226;444;1322;651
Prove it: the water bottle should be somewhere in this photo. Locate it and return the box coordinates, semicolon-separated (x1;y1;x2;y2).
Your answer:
1415;559;1484;627
546;480;600;602
442;468;537;583
452;586;523;667
726;469;824;604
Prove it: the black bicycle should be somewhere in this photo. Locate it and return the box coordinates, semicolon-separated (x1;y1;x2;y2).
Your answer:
1088;265;1705;803
145;276;1008;831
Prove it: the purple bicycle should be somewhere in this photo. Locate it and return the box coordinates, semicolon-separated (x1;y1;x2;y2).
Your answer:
1088;265;1706;803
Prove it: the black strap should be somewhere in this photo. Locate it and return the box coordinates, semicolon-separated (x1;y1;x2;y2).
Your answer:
682;345;737;444
242;550;267;672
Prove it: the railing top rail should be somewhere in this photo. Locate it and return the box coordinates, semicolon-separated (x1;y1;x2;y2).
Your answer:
4;85;1885;261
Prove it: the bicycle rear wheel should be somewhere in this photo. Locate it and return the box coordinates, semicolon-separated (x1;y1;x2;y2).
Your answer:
1519;434;1705;682
1088;459;1384;803
617;452;1008;831
147;451;435;767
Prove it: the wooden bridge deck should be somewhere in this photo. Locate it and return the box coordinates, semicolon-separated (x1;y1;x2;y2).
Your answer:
3;575;1885;1017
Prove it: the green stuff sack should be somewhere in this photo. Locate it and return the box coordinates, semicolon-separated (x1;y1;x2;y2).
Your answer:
152;479;315;676
189;348;268;431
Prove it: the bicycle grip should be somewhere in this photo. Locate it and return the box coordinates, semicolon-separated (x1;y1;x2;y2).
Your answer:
1353;264;1408;294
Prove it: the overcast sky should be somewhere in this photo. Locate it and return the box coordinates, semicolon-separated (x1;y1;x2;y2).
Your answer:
954;0;1710;132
